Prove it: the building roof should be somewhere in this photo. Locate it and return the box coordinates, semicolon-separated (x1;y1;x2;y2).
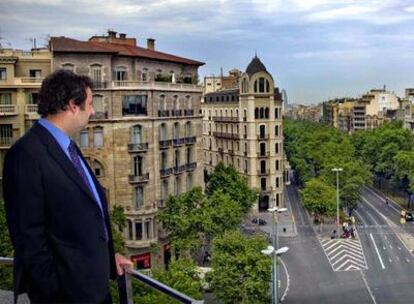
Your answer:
245;56;267;76
50;37;205;66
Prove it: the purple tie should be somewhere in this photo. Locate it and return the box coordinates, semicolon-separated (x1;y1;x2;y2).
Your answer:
68;140;108;242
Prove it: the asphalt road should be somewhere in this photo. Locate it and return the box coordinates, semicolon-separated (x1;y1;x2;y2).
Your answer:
281;184;373;304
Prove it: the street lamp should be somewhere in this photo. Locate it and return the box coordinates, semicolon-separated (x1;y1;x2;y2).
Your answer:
267;207;288;304
332;168;343;231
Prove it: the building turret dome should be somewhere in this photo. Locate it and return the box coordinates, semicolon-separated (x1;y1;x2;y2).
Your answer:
245;55;267;76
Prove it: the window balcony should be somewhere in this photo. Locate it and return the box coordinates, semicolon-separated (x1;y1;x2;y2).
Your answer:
173;164;187;174
184;136;196;145
25;104;38;114
212;116;239;122
92;81;109;89
159;139;172;149
158;110;170;117
172;138;186;147
228;149;234;155
184;109;194;116
128;142;149;153
0;104;18;116
128;173;150;184
257;152;270;158
213;132;239;140
112;80;203;93
160;168;173;177
257;170;270;176
171;109;183;117
257;135;269;140
186;162;197;171
218;147;224;153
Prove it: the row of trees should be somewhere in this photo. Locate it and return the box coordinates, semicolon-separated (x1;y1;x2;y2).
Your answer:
284;119;371;227
351;121;414;207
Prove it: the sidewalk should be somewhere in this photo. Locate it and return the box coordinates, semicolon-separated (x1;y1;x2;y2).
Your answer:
256;191;298;238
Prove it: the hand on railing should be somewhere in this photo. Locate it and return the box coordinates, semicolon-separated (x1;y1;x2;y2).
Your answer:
115;253;134;276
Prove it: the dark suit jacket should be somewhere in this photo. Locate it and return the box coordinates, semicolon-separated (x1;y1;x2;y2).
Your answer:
3;122;117;303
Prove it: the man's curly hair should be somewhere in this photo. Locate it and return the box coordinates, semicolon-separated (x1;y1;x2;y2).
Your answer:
38;69;93;117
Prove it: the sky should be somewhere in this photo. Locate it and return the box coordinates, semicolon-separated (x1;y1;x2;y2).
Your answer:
1;0;414;104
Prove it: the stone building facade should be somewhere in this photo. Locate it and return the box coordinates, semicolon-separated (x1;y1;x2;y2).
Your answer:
202;57;284;213
0;48;51;198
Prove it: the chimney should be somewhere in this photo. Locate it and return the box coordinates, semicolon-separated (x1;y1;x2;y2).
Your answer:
107;30;117;38
119;33;126;39
147;38;155;51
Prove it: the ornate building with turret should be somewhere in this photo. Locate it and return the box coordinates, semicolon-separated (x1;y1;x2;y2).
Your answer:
202;56;284;213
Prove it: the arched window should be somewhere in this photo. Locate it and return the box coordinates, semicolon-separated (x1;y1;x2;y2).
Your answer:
260;142;266;156
159;95;166;110
115;66;127;81
174;149;180;167
133;156;143;176
90;64;102;83
62;63;74;71
92;160;104;177
160;151;168;170
260;108;264;119
185;122;192;137
80;129;89;148
236;109;239;117
259;78;265;92
173;95;179;110
275;143;279;154
260;160;266;174
135;221;142;240
261;178;267;191
276;177;280;188
187;147;192;163
266;79;270;92
275;160;280;171
131;125;143;144
186;95;192;109
93;127;103;147
134;186;143;209
275;125;279;137
244;125;247;137
92;95;104;115
141;68;148;81
275;107;279;119
255;108;259;119
259;125;266;139
174;122;180;139
159;123;167;141
265;108;269;119
127;220;133;240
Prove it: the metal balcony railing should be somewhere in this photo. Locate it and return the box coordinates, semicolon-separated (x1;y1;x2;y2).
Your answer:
159;139;172;149
184;136;196;145
173;138;186;147
0;104;18;115
128;173;150;183
158;110;170;117
128;142;149;153
186;162;197;171
160;167;173;177
0;257;203;304
25;104;38;114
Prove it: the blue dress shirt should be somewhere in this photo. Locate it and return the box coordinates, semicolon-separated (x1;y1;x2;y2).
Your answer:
38;119;103;212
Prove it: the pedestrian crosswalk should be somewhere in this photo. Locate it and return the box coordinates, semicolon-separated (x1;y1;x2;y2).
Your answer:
320;238;368;272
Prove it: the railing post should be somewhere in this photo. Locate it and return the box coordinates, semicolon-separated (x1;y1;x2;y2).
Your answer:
118;272;134;304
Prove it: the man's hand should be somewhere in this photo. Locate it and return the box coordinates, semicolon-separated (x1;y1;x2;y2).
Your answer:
115;253;134;276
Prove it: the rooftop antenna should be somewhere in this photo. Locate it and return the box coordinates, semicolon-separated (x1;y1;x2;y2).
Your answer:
255;49;257;57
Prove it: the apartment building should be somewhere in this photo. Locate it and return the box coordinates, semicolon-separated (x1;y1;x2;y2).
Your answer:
202;56;284;213
0;47;51;198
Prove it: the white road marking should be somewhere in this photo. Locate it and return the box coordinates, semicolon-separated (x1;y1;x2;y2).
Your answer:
406;258;410;263
354;209;368;226
398;247;402;250
360;270;377;304
279;257;290;303
363;186;400;214
370;233;385;269
388;258;392;263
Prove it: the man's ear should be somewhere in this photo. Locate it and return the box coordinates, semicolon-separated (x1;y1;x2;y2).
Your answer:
67;100;78;113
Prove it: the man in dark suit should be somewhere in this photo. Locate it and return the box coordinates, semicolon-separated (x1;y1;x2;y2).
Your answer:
3;69;132;303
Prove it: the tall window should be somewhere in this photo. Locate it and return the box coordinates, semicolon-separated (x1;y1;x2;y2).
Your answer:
80;129;89;148
145;219;151;240
161;180;168;200
275;143;279;154
141;68;148;81
93;127;103;147
131;125;143;144
0;124;12;145
260;143;266;156
261;178;267;191
185;122;192;137
135;187;144;209
275;125;279;137
160;151;168;170
92;160;104;177
259;125;266;139
174;176;181;195
159;123;167;141
61;63;74;71
159;95;166;110
173;122;180;139
275;160;280;171
173;95;179;110
135;221;143;240
0;68;7;80
90;64;102;82
115;67;127;81
174;149;180;167
133;156;143;176
275;107;279;119
186;147;192;163
260;160;266;174
27;92;38;104
92;95;104;114
276;177;280;188
0;93;11;104
187;173;193;190
127;220;133;240
122;95;147;116
185;95;191;109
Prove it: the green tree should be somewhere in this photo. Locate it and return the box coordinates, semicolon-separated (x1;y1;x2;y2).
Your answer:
300;178;336;231
206;163;258;214
208;230;271;304
0;201;13;290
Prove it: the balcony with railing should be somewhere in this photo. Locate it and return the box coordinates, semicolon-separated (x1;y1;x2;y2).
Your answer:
173;138;186;147
92;81;109;89
160;167;173;177
212;132;239;140
90;112;108;120
158;110;170;117
159;139;172;149
128;173;150;184
0;104;18;115
128;142;149;153
186;162;197;171
257;152;270;158
184;109;194;116
112;81;202;93
184;136;196;145
173;164;187;174
0;257;203;304
212;116;239;122
171;109;183;117
257;170;270;176
257;135;269;140
25;104;38;113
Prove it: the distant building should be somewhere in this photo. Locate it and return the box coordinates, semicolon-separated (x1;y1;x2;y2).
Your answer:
285;104;322;123
203;68;241;94
401;88;414;132
202;56;285;212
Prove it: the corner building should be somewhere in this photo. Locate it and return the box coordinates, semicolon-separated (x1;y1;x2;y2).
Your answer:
50;31;205;268
202;56;284;212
